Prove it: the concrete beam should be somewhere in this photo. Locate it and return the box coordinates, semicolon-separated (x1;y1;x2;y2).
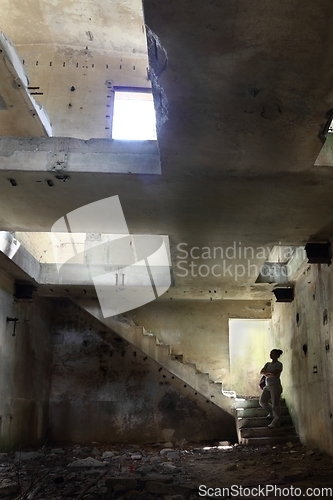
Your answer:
0;138;161;175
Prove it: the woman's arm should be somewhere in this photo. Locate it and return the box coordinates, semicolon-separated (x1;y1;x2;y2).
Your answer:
260;365;281;378
260;363;268;374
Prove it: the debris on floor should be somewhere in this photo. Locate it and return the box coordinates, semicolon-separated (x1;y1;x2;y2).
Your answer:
0;441;332;499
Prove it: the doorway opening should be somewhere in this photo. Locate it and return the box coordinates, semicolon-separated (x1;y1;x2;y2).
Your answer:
229;319;270;397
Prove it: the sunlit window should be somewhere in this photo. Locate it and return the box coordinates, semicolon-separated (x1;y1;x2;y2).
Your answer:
112;89;157;140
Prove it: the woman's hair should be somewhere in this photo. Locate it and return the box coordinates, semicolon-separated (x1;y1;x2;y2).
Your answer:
272;349;283;357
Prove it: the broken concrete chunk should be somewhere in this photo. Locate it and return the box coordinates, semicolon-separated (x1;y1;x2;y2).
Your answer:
160;448;174;455
164;441;174;448
136;465;153;476
84;469;103;477
50;448;65;455
161;463;181;474
167;451;180;460
130;453;142;460
67;457;107;470
14;451;43;462
102;450;115;459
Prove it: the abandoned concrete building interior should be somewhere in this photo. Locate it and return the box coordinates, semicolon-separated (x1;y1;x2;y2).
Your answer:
2;0;333;498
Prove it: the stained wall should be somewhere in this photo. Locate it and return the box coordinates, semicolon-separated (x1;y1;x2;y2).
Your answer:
271;262;333;455
0;270;53;451
49;300;237;444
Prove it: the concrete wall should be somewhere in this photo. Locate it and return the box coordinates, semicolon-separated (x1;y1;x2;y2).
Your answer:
0;270;53;451
271;263;333;456
127;299;271;389
49;300;237;444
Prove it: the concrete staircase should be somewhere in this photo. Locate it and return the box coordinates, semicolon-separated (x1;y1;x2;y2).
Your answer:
235;397;299;446
74;299;298;446
74;298;236;416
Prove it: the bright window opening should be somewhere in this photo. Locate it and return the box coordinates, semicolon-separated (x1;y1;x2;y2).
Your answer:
112;90;157;140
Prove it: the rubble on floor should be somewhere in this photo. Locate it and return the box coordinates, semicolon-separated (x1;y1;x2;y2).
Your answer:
0;440;332;499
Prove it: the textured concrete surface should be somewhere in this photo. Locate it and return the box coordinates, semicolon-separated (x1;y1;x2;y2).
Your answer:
2;2;333;299
0;0;150;139
0;271;53;451
271;262;333;456
2;0;333;459
49;300;236;444
127;299;271;388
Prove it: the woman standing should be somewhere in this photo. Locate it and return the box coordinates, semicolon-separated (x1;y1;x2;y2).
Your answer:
259;349;283;428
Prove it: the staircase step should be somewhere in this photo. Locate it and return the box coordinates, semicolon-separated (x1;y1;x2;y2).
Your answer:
240;435;299;446
237;415;293;429
236;406;289;418
234;398;287;409
74;299;236;415
210;381;223;392
240;425;297;438
235;396;299;447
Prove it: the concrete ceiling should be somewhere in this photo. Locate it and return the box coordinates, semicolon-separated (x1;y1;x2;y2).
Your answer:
2;0;333;301
0;0;150;139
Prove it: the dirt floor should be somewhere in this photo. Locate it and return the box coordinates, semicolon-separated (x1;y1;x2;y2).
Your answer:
0;440;333;499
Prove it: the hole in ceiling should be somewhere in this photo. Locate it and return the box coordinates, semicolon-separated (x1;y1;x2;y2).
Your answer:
112;89;157;140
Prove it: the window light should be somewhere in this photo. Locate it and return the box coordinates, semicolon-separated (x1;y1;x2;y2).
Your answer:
112;90;157;140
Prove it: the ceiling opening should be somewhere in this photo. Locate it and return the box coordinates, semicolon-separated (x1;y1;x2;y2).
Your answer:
112;88;157;140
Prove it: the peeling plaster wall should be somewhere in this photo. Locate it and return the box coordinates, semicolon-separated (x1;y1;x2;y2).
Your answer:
49;300;237;444
271;263;333;456
128;299;271;389
0;270;53;451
